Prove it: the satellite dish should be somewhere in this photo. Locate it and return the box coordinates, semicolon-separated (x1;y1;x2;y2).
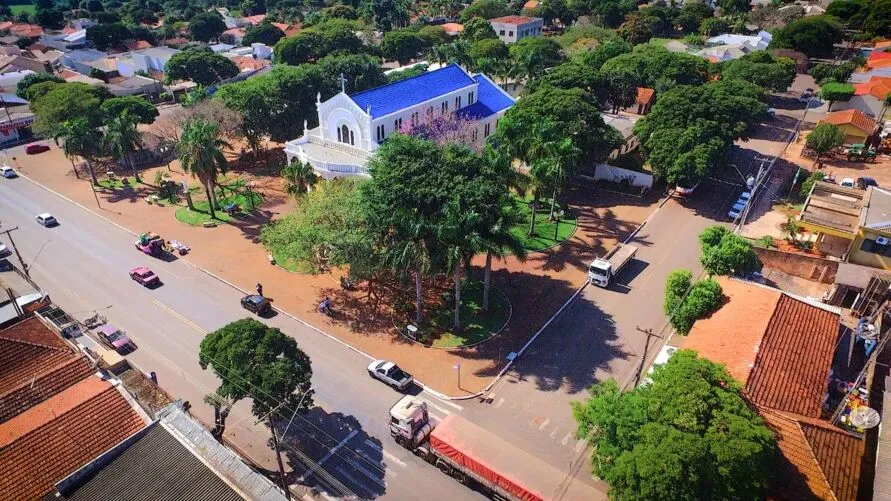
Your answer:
850;407;881;429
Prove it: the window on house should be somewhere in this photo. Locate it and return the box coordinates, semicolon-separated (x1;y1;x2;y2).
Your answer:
861;238;891;255
442;101;448;113
376;124;385;141
455;96;461;108
340;124;349;144
349;130;354;145
499;30;505;35
484;123;490;137
472;128;478;141
468;91;474;104
337;128;342;143
411;112;419;125
394;118;402;130
509;31;513;37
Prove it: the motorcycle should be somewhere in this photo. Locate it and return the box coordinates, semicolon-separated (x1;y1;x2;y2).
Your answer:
83;311;107;329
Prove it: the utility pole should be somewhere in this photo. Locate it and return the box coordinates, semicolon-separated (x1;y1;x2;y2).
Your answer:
0;226;28;276
631;325;662;387
267;415;292;501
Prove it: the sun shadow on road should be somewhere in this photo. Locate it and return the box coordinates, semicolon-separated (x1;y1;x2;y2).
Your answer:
277;408;387;499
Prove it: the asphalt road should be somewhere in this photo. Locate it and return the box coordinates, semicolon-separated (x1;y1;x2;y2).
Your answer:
461;181;740;481
0;175;481;501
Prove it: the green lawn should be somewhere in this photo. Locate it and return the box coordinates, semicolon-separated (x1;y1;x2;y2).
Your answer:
402;281;510;348
175;189;263;226
10;4;35;15
96;177;136;190
509;194;578;253
272;249;314;274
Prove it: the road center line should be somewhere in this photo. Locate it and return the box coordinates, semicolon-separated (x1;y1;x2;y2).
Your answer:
151;299;206;334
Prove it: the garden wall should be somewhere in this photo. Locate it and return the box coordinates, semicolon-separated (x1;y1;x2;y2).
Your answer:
593;164;653;188
754;246;838;284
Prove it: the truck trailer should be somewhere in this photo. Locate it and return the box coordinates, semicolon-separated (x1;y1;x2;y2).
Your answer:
389;397;603;501
588;243;638;287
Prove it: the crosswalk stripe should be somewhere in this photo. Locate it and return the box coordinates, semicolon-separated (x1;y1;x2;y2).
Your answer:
364;439;382;451
418;397;452;418
382;449;407;467
562;432;573;446
494;397;505;408
538;418;550;431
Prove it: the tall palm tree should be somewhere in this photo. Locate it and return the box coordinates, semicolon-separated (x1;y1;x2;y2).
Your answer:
524;121;580;221
177;118;230;220
438;199;483;331
55;118;103;186
386;217;432;326
105;112;143;182
478;202;527;311
281;159;319;198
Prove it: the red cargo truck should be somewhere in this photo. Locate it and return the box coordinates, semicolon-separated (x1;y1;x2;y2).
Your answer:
388;397;604;501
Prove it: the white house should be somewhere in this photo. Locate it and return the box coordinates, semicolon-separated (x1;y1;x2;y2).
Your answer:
285;64;516;179
489;16;544;44
705;30;772;50
115;47;180;77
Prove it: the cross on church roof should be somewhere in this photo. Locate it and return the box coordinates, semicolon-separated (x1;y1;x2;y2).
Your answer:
338;73;348;93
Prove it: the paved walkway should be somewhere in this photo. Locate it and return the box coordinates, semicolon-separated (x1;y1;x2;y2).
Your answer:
7;144;656;396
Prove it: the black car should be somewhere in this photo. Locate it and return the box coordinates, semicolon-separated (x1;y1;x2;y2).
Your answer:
857;177;879;189
241;294;271;314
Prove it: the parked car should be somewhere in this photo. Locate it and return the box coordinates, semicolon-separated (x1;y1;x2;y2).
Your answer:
739;191;752;201
839;178;856;188
766;108;776;118
367;360;413;390
25;144;50;155
0;243;8;257
857;177;879;189
129;266;161;287
675;182;699;196
35;213;57;226
642;345;678;386
95;324;134;353
0;166;16;178
240;294;271;315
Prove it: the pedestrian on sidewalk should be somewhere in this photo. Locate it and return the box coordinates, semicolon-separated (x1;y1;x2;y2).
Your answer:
256;283;263;297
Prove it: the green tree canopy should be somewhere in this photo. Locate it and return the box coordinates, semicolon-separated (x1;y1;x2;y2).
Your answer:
617;12;654;45
572;351;777;500
215;76;278;154
525;61;605;103
698;225;762;276
317;53;388;93
273;19;365;65
86;22;132;50
806;123;845;164
663;269;724;334
381;29;427;64
508;36;564;81
101;95;159;125
362;0;411;31
460;0;512;22
819;81;855;111
864;0;891;38
468;38;509;67
242;21;285;46
808;61;857;86
188;11;227;42
769;15;844;57
417;25;450;47
721;52;796;92
462;16;498;43
165;48;239;86
30;82;108;137
15;72;63;99
199;318;313;418
600;45;709;90
570;38;631;70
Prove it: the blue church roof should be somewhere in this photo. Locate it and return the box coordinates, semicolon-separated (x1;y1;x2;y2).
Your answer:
349;64;476;119
456;74;516;120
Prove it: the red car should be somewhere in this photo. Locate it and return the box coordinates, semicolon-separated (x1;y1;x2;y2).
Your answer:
129;266;161;287
25;144;50;155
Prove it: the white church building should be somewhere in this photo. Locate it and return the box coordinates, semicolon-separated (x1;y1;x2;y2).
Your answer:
284;64;516;178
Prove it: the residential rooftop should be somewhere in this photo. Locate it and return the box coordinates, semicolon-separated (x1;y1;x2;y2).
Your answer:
489;15;542;25
860;186;891;231
800;181;864;235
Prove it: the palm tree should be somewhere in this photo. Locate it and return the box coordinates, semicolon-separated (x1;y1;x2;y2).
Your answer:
438;199;483;331
386;217;432;326
478;202;527;311
105;112;143;182
524;121;580;221
177;118;230;220
281;159;319;198
55;118;103;186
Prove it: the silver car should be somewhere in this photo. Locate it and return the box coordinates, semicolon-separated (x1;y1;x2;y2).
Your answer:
367;360;413;391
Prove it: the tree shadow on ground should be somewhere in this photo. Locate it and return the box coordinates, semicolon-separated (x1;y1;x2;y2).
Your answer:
101;183;156;204
750;115;798;142
276;408;387;499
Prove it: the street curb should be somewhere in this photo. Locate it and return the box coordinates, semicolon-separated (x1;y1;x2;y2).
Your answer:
16;172;468;402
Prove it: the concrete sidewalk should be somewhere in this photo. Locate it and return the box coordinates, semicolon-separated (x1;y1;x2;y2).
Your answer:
8;144;657;396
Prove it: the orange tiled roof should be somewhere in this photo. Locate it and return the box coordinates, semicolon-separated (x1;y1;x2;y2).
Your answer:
442;22;464;34
523;0;540;9
820;109;878;135
854;76;891;100
490;15;540;25
271;22;289;32
762;407;864;501
868;49;891;64
243;14;267;25
126;39;153;50
223;27;246;38
636;86;655;105
7;23;44;38
0;377;146;500
231;55;270;71
874;41;891;49
0;317;72;395
745;294;839;417
0;356;94;423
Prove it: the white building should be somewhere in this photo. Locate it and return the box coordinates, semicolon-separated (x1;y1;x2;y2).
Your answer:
285;64;516;179
489;16;544;44
115;47;180;77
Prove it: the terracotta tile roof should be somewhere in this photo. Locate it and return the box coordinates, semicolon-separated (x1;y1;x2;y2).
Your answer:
0;377;146;500
125;40;153;50
165;37;190;45
243;14;267;25
636;86;655;105
523;0;540;9
231;55;270;71
868;49;891;64
854;76;891;100
7;23;44;38
874;41;891;49
271;22;289;32
223;27;246;38
490;15;540;25
745;294;839;417
761;407;865;501
442;22;464;35
0;317;73;395
820;109;878;135
0;356;94;423
684;278;781;384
